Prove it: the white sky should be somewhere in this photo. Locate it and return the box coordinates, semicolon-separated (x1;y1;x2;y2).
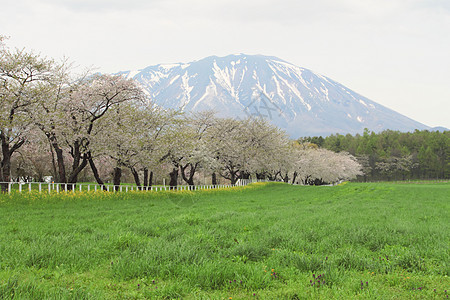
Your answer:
2;0;449;129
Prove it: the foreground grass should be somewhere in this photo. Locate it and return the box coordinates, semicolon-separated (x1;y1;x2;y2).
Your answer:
0;182;448;299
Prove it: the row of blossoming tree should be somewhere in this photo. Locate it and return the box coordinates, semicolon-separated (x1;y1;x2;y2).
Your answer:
0;36;362;192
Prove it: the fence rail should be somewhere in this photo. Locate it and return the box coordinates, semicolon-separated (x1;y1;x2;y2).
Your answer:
0;179;257;194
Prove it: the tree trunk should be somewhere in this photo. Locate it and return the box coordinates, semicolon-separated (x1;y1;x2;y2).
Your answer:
304;175;311;185
149;171;153;187
291;171;298;184
230;171;237;185
211;172;217;185
0;145;11;193
219;167;239;185
142;168;153;188
67;155;88;189
130;167;142;190
169;167;178;189
113;167;121;191
54;145;67;183
180;163;196;187
48;140;58;182
0;162;4;192
88;154;106;190
143;168;149;187
240;171;250;179
187;164;196;186
256;172;266;180
1;132;25;192
268;170;280;181
46;132;67;184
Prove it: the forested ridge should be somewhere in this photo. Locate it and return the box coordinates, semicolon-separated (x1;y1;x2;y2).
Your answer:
299;129;449;181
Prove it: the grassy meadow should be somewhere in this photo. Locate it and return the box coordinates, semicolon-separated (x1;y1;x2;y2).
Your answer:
0;182;448;299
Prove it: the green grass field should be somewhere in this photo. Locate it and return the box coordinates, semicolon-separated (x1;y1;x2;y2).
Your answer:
0;182;448;299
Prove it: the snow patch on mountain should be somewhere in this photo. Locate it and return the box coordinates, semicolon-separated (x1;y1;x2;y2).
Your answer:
120;54;430;137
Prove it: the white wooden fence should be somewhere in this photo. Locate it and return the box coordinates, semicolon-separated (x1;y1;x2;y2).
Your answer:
0;179;253;194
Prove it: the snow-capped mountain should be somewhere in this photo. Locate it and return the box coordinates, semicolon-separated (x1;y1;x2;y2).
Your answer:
120;54;430;137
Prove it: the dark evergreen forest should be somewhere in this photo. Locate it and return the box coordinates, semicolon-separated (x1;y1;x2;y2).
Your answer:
299;129;449;181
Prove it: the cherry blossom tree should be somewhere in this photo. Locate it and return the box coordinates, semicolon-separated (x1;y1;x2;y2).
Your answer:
294;146;363;185
91;101;176;189
206;117;249;184
33;72;146;188
161;111;217;187
205;116;293;184
243;117;292;181
10;131;53;182
1;36;56;191
158;111;213;188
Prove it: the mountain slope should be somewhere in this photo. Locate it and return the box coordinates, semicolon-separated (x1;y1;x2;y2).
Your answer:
120;54;430;137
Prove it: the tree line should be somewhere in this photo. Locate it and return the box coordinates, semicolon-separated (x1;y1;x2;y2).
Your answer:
299;128;449;181
1;36;364;192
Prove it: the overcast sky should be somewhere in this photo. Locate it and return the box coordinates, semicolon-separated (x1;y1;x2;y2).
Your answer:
2;0;449;129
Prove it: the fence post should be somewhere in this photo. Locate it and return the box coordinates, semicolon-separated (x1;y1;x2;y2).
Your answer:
48;183;51;193
39;183;42;193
